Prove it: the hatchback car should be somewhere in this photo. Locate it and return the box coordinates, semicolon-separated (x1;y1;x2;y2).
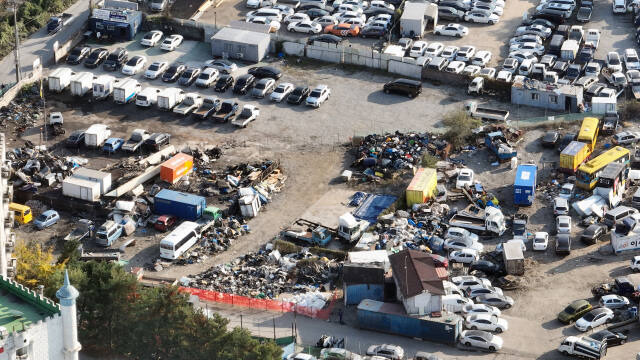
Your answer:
143;133;171;151
532;232;549;251
383;78;422;98
613;131;640;145
557;299;592;324
449;249;479;264
575;307;614;332
556;215;571;234
34;210;60;229
459;330;503;351
599;294;630;309
581;224;606;245
154;215;178;232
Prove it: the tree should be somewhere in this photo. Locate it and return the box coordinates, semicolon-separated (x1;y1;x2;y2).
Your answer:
442;109;481;149
14;241;65;289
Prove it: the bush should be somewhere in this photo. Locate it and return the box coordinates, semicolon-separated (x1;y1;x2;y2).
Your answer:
421;153;438;168
442;109;481;149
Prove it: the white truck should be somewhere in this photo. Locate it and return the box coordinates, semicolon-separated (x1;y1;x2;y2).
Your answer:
631;255;640;271
448;206;507;236
48;67;72;92
122;129;150;152
464;101;509;122
610;213;640;255
557;336;606;359
585;29;600;49
157;87;185;111
84;124;111;147
113;79;141;104
173;93;203;115
70;72;93;96
135;87;160;107
337;213;369;243
231;104;260;128
92;75;115;100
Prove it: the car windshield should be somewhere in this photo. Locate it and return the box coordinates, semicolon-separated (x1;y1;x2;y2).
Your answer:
126;58;138;66
458;175;471;181
563;305;577;314
70;48;82;55
274;86;285;93
310;90;322;97
106;53;119;61
144;33;154;39
255;82;266;90
149;64;160;71
36;214;47;222
582;312;596;321
610;57;620;65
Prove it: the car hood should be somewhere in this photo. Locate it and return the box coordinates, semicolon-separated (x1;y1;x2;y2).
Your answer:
574;318;590;328
557;311;572;322
492;335;504;347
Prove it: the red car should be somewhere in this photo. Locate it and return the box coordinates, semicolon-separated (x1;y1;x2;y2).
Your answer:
429;254;449;268
154;215;177;232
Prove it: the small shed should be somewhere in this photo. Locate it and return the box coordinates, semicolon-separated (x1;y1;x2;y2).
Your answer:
211;23;271;63
72;168;112;195
399;2;438;38
511;77;583;112
503;242;524;275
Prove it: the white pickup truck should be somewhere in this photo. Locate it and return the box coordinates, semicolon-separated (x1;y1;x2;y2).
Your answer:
122;129;150;152
231;104;260;128
173;93;203;115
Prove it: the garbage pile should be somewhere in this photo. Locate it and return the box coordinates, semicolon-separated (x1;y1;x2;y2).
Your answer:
193;160;285;198
7;141;83;189
0;93;42;133
177;217;251;264
350;132;449;182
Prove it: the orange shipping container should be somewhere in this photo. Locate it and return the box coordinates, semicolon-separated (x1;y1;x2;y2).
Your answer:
160;153;193;184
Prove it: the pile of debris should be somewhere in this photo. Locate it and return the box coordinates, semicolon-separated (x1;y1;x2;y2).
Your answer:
0;92;42;133
7;141;82;190
193;160;285;198
178;217;250;263
350;132;449;182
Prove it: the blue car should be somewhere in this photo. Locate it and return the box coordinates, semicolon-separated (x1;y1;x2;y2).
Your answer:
102;138;124;153
34;210;60;229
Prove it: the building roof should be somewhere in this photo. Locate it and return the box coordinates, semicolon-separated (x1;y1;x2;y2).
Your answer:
389;250;445;297
74;167;111;180
512;77;582;96
503;242;524;260
0;277;60;333
211;26;270;45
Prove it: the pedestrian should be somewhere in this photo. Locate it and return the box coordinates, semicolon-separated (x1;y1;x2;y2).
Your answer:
338;309;344;324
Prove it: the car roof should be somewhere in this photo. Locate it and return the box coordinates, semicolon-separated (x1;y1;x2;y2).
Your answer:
42;210;57;216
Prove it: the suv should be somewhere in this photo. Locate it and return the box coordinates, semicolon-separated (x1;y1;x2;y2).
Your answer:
143;133;171;151
103;47;128;71
383;78;422;98
613;131;640;145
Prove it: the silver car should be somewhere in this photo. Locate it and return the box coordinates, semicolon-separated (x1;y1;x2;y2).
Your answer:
251;78;276;98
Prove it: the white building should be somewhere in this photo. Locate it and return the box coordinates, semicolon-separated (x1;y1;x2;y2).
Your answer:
0;271;80;360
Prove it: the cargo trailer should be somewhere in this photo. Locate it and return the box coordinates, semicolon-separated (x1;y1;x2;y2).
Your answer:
559;141;590;173
62;177;101;202
48;67;72;92
92;75;115;100
514;164;537;206
70;72;93;96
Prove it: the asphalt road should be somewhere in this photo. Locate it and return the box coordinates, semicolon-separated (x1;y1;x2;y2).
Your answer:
0;0;91;86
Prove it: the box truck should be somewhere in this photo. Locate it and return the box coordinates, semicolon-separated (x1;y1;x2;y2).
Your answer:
154;189;206;221
84;124;111;147
157;87;185;111
135;87;160;107
113;78;141;104
70;72;93;96
514;164;537;206
62;177;101;202
48;67;72;92
92;75;115;100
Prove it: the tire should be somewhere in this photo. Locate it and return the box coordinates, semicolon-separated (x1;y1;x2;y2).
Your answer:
489;346;496;352
465;342;472;347
496;327;502;333
456;33;462;38
587;326;592;331
435;31;440;35
489;20;496;25
621;339;626;345
504;304;511;309
471;326;477;330
562;351;569;356
384;89;390;94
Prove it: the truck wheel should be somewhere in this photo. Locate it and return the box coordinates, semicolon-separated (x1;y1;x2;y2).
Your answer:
384;89;390;94
465;342;471;347
471;326;477;330
495;328;502;333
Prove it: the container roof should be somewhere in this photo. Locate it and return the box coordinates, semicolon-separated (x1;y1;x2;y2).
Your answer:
212;27;270;45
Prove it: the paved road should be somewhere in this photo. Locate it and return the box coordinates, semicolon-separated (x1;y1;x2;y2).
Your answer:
0;0;91;86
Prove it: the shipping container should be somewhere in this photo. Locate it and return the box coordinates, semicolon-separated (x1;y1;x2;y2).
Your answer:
160;153;193;184
69;71;93;96
514;164;537;206
406;168;437;206
559;141;590;173
72;168;112;194
154;189;206;221
62;177;101;202
48;67;72;92
503;241;525;275
357;299;462;345
344;283;385;305
84;124;111;147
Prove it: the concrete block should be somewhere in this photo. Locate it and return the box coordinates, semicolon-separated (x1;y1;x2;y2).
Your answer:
283;41;305;56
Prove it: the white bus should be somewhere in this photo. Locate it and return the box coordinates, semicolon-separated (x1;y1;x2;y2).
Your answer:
159;221;200;260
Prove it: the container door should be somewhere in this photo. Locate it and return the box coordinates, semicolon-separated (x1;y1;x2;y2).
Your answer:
81;187;89;200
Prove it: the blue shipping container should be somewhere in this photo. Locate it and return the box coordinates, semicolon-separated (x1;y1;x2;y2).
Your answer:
154;189;206;221
344;284;384;305
357;299;461;345
514;164;537;206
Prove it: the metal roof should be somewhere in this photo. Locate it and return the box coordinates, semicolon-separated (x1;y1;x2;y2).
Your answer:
389;250;445;298
212;27;270;45
74;167;111;180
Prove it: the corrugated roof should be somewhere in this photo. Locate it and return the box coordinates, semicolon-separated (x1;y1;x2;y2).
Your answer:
211;27;270;45
389;250;445;298
74;167;111;180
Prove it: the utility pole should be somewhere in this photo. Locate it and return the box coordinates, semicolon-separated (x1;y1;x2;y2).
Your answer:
12;1;21;83
0;133;8;278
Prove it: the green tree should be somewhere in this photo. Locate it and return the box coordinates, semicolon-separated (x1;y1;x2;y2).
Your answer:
442;109;481;149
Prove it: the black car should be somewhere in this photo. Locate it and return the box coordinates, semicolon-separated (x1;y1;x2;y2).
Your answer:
65;130;85;148
576;6;592;22
362;7;395;18
303;8;330;18
587;330;627;347
565;64;584;83
248;66;282;80
585;83;605;100
287;85;310;104
66;45;91;65
360;24;386;38
438;6;465;21
557;133;575;152
439;0;470;12
469;260;504;276
83;48;109;68
579;46;595;63
553;61;570;76
308;34;344;45
383;78;422;98
540;54;557;69
214;74;234;92
555;234;571;255
298;2;325;10
541;131;560;147
233;74;256;94
162;64;186;82
178;67;201;86
102;47;128;71
522;17;557;30
581;224;607;245
532;10;565;24
143;133;171;151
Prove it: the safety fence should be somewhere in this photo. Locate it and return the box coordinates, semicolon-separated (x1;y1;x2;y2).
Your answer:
180;287;339;320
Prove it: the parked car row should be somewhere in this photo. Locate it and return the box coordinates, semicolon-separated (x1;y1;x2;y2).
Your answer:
435;0;506;25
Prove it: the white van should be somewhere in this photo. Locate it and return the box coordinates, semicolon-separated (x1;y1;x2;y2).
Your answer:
159;221;200;260
613;0;627;13
518;59;534;76
136;87;160;107
442;294;473;313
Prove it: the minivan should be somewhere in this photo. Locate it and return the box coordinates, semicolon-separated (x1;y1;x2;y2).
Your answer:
603;206;638;228
427;56;448;71
383;78;422;98
442;294;473;312
553;197;569;215
548;34;566;56
9;203;32;224
95;220;123;246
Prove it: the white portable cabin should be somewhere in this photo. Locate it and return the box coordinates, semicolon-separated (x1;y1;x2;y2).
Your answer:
70;72;94;96
62;176;101;202
71;167;112;194
561;40;579;61
93;75;116;100
48;67;73;92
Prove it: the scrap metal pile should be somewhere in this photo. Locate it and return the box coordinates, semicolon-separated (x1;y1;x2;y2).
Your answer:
192;160;286;200
177;217;251;265
0;91;42;133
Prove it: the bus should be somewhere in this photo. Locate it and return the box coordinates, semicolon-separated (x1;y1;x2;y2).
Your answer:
576;146;630;190
159;221;200;260
594;162;627;207
577;117;600;153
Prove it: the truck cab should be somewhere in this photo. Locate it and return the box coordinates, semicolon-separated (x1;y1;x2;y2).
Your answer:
95;220;123;247
558;336;606;359
338;213;368;242
468;77;484;95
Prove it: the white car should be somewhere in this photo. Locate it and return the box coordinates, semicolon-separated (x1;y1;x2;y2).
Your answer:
247;17;281;32
462;65;481;76
556;215;571;234
479;67;496;79
449;249;479;264
195;67;220;88
445;227;479;243
446;61;466;74
144;61;169;79
444;238;484;252
456;45;476;62
627;69;640;85
121;55;147;75
205;59;238;74
314;15;338;28
270;4;295;16
246;0;261;8
338;3;364;14
369;0;395;10
553;197;569;216
467;286;504;299
625;49;640;70
284;12;310;24
464;11;500;24
306;85;331;108
366;344;404;360
460;330;503;351
140;30;163;47
471;51;492;67
441;45;459;60
160;34;183;51
496;70;513;82
246;9;282;22
343;17;365;26
462;303;502;317
451;276;491;292
435;23;469;37
574;308;614;332
532;232;549;251
607;52;624;72
456;168;474;188
409;41;428;57
472;3;503;16
475;0;505;7
502;58;519;73
515;25;552;39
337;11;366;24
599;294;630;309
367;14;392;26
465;314;508;333
270;82;295;102
288;20;322;33
510;34;543;45
509;42;545;56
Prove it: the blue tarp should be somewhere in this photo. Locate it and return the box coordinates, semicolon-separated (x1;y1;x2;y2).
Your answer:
353;193;397;224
